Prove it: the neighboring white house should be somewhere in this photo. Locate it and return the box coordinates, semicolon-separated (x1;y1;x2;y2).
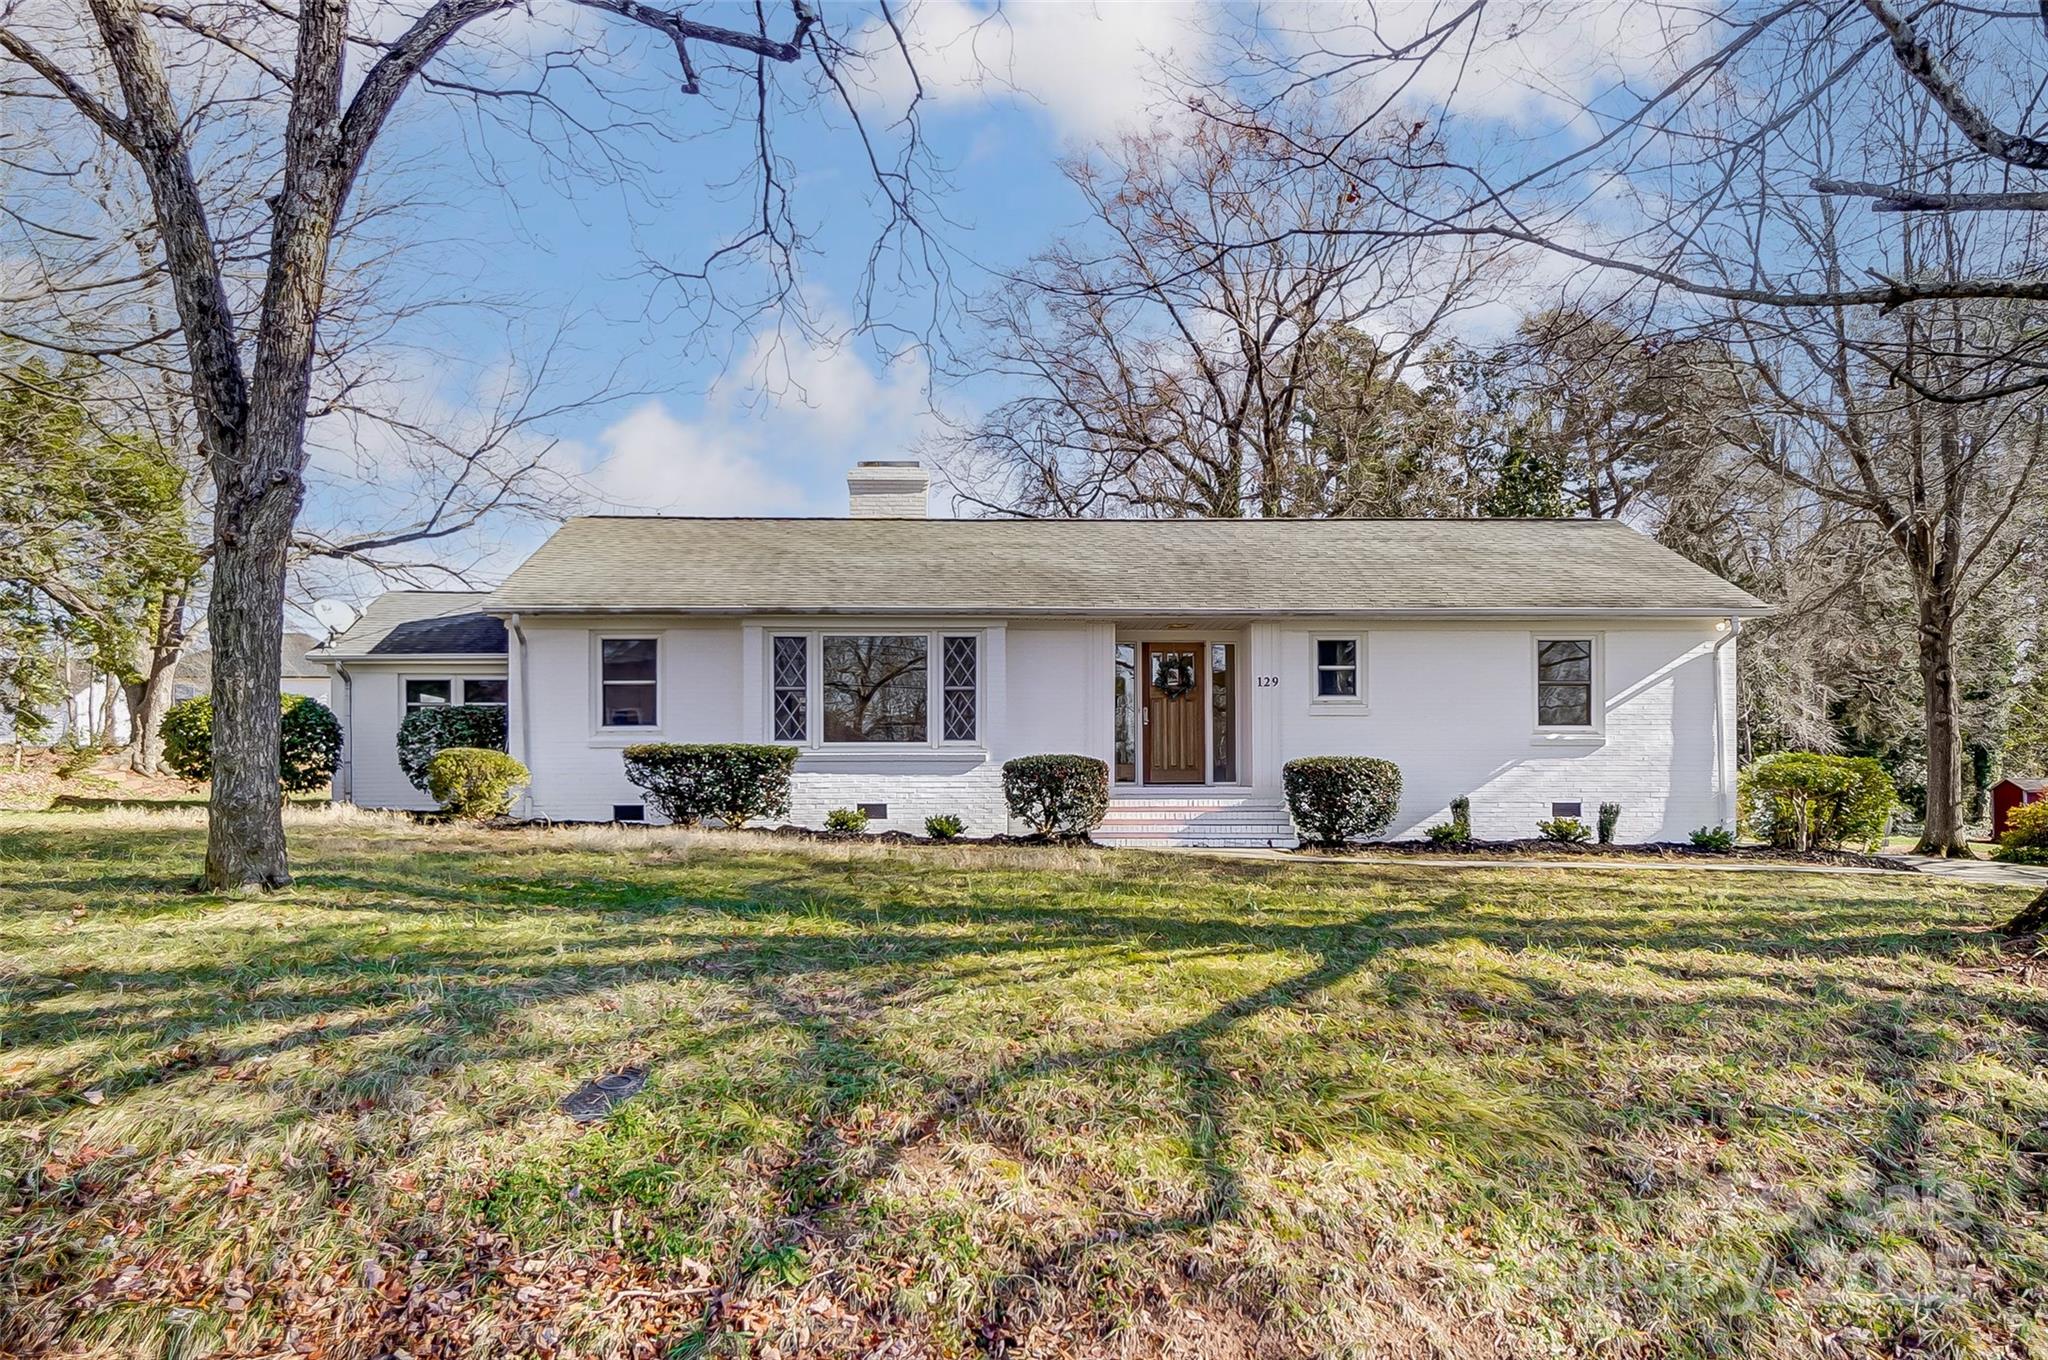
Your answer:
0;634;323;748
310;461;1768;846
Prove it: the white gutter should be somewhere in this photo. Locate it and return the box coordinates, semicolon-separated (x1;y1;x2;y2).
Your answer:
508;613;534;818
1712;616;1743;828
486;604;1774;620
334;662;354;804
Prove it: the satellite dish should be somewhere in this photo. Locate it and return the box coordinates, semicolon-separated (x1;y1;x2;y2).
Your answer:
311;599;358;636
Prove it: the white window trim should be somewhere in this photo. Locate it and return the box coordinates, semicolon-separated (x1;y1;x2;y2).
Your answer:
768;628;985;751
1309;632;1368;710
1531;632;1604;739
592;634;662;736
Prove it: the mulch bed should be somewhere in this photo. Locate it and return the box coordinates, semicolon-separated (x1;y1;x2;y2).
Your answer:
500;816;1918;870
1318;839;1919;870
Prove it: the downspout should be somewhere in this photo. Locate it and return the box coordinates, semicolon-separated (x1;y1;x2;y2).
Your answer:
1712;617;1741;829
334;663;354;804
509;614;534;818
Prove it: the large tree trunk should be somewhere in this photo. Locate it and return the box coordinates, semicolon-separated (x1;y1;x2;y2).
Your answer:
199;0;345;890
204;510;293;887
1915;602;1971;856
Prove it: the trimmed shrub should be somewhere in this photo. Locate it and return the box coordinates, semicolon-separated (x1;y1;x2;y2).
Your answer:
1597;801;1621;845
396;704;507;792
1741;752;1894;852
1449;795;1471;841
1538;816;1591;844
825;806;869;834
1283;756;1401;848
1690;825;1735;851
621;743;797;828
160;693;342;793
924;813;965;841
1425;821;1463;846
425;747;528;820
1002;754;1110;840
1995;801;2048;862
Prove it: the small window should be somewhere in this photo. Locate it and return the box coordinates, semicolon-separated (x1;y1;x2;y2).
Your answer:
771;636;808;742
612;803;646;823
404;679;453;713
941;635;977;742
1552;801;1582;819
1315;637;1359;699
857;802;888;820
1536;639;1594;728
600;638;658;727
462;678;508;707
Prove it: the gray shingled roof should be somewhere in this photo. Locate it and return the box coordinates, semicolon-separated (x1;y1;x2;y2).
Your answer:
310;591;508;659
484;517;1768;616
280;631;325;677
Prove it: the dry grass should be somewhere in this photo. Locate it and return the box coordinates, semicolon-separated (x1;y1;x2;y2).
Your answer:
2;810;2045;1360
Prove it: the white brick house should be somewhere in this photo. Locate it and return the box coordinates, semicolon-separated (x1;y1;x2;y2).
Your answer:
312;462;1767;846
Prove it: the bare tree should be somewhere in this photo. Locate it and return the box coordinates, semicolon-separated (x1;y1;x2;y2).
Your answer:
0;0;931;885
938;116;1493;518
1201;1;2048;330
1198;2;2048;849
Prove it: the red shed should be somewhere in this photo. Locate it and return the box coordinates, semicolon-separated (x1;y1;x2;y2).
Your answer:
1992;777;2048;838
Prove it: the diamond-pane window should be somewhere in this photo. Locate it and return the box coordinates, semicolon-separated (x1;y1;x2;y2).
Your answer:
772;636;807;742
941;635;976;741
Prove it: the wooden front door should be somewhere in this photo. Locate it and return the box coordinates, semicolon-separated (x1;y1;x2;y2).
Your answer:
1142;643;1204;784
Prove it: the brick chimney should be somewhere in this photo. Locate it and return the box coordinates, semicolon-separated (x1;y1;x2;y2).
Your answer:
846;461;930;517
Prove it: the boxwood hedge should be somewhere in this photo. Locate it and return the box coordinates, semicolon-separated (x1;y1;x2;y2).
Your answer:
1283;755;1402;848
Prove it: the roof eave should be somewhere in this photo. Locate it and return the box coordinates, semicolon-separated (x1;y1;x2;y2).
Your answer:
480;602;1772;619
308;649;510;663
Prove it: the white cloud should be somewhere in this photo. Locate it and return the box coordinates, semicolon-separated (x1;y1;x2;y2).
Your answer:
863;0;1215;140
582;327;936;517
583;401;807;515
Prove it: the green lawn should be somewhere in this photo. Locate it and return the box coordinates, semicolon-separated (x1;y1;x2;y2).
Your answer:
3;809;2045;1360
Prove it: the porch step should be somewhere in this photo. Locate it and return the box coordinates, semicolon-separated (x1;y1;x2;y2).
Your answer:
1097;796;1298;849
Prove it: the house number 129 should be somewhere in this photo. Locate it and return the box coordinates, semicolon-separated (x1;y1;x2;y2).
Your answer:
1255;675;1280;688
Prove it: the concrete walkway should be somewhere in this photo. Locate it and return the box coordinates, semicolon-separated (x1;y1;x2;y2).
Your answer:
1177;845;2048;888
1894;854;2048;888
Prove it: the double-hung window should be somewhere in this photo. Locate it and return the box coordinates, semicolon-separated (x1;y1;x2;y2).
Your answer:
599;638;658;728
1535;638;1596;729
769;630;979;746
1314;636;1362;701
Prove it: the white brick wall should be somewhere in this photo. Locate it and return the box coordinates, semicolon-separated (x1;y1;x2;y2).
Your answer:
333;661;509;812
1263;620;1735;842
788;765;1010;836
340;612;1738;845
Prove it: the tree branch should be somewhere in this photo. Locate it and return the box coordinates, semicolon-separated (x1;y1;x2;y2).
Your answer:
1813;176;2048;213
0;26;137;153
1859;0;2048;169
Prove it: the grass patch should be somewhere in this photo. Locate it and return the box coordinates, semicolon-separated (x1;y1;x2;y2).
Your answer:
2;809;2045;1358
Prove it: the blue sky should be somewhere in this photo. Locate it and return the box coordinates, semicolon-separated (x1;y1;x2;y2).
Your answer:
294;0;1681;602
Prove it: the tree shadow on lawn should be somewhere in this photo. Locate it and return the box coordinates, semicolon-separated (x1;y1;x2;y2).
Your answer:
6;847;2040;1356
